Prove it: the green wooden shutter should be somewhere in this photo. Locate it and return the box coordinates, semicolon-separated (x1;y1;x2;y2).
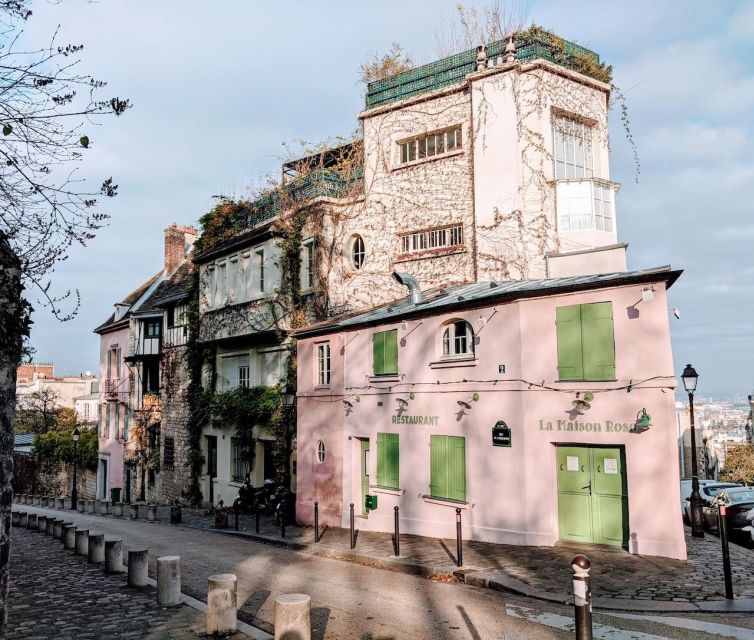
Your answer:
105;403;110;438
429;435;446;498
372;332;385;375
376;432;387;486
123;405;129;440
383;329;398;375
582;302;615;381
556;305;584;380
448;436;466;502
386;433;399;489
114;404;120;438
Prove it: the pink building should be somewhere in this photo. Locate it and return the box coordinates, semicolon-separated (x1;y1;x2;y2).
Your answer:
295;267;687;560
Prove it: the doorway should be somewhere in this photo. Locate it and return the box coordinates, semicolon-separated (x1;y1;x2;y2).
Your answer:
125;468;131;504
360;438;370;515
556;445;628;548
98;458;108;499
206;435;217;505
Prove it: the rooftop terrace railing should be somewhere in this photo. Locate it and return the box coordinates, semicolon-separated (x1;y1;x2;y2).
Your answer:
366;30;606;109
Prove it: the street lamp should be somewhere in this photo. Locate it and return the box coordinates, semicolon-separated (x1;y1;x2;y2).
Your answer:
71;427;80;509
280;385;296;526
681;364;704;538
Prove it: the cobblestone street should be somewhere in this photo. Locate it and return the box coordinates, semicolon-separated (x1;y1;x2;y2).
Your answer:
5;526;247;639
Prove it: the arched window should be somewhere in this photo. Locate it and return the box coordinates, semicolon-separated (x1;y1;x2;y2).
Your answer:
317;440;326;463
351;235;366;270
442;320;474;357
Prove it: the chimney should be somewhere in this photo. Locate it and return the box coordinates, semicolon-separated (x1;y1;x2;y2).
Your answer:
164;223;197;275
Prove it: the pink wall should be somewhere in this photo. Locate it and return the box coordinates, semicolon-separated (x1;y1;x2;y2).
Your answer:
296;279;687;560
97;324;130;494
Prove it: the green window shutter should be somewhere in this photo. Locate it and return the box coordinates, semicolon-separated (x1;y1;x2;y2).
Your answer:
383;329;398;374
386;433;399;489
582;302;616;381
556;305;584;380
123;406;129;440
372;331;385;375
105;403;110;438
430;435;447;499
448;436;466;502
376;432;387;486
114;404;119;437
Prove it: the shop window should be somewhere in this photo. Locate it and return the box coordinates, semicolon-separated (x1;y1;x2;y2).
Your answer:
429;435;466;502
317;440;326;464
231;438;251;482
164;436;175;470
376;433;399;489
372;329;398;376
316;342;331;386
556;302;615;381
442;320;474;357
351;234;366;270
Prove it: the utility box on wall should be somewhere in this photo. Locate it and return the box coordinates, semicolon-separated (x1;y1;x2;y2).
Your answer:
365;494;378;511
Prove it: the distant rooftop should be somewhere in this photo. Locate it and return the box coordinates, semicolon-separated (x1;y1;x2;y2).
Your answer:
366;29;609;109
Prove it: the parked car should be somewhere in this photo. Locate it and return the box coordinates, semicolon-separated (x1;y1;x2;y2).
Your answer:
742;507;754;546
703;487;754;536
679;479;722;523
683;483;740;523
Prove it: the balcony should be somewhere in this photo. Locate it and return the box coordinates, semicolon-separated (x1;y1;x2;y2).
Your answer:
104;378;120;398
555;178;618;238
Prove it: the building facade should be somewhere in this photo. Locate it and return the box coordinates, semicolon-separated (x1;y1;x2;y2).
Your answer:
295;268;687;560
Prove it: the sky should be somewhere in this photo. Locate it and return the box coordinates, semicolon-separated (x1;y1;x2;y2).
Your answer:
17;0;754;396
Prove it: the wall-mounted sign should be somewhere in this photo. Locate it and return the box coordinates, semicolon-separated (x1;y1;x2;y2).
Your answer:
498;364;506;374
604;458;618;474
492;420;512;447
391;415;439;425
538;419;633;433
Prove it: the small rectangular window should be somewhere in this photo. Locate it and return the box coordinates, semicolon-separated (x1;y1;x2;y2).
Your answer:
254;248;265;294
164;436;175;470
372;329;398;376
231;438;251;482
317;342;331;386
399;224;464;256
398;126;462;166
302;240;315;291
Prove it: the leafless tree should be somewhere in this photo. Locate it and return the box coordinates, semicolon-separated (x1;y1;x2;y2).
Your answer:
0;1;129;625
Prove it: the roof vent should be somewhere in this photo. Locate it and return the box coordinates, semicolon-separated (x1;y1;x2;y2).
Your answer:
392;272;423;305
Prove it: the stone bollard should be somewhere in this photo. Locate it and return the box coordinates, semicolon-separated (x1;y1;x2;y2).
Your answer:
105;539;124;574
85;500;95;514
128;549;149;587
77;499;84;512
113;502;123;517
53;520;67;539
147;504;156;521
11;511;19;526
37;515;47;532
97;500;108;516
88;534;105;563
157;556;181;606
64;497;72;510
46;518;56;535
75;529;89;556
56;497;64;510
63;525;76;550
40;496;48;508
27;513;37;530
275;594;311;640
18;512;28;528
130;504;138;520
170;505;182;524
207;573;237;635
34;496;41;506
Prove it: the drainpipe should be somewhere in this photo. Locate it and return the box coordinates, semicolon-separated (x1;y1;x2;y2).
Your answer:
392;272;423;304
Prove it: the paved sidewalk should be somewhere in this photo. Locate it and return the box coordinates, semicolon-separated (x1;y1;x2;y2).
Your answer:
5;526;248;639
23;502;754;612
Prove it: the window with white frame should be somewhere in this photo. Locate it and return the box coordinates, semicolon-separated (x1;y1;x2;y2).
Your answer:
556;180;615;233
301;240;315;290
316;342;331;386
253;248;265;295
399;126;462;165
400;224;463;255
218;353;250;391
351;235;365;270
214;262;227;307
593;183;614;232
241;252;250;300
553;115;593;180
442;320;474;357
231;438;251;482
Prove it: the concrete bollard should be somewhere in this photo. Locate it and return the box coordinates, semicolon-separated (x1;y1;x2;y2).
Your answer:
37;515;47;532
157;556;181;606
46;518;56;535
170;505;182;524
55;497;64;510
130;504;139;520
88;534;105;563
75;529;89;556
27;513;37;529
275;594;311;640
97;500;108;515
63;524;76;549
85;500;95;514
64;497;72;510
11;511;19;526
147;504;156;521
105;539;124;573
41;496;48;508
54;520;68;539
128;549;149;587
34;496;41;506
18;512;28;528
113;502;123;517
77;499;84;512
207;573;237;635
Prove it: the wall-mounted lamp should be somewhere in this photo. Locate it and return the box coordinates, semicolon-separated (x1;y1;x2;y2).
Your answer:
571;391;594;413
641;287;654;302
631;408;652;433
457;393;480;410
343;396;360;409
396;392;415;409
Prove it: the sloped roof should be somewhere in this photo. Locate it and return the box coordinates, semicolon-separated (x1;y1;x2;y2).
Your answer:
94;271;162;333
134;261;195;315
295;266;682;338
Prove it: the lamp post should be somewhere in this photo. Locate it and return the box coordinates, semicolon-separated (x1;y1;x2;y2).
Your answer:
682;364;704;538
280;385;295;526
71;427;80;508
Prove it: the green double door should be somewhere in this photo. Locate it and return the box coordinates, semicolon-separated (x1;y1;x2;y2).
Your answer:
557;446;628;548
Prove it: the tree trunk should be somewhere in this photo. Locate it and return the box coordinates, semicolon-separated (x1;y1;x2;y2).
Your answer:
0;232;30;629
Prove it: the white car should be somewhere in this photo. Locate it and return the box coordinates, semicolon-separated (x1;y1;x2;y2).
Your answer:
682;482;740;524
680;479;717;516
